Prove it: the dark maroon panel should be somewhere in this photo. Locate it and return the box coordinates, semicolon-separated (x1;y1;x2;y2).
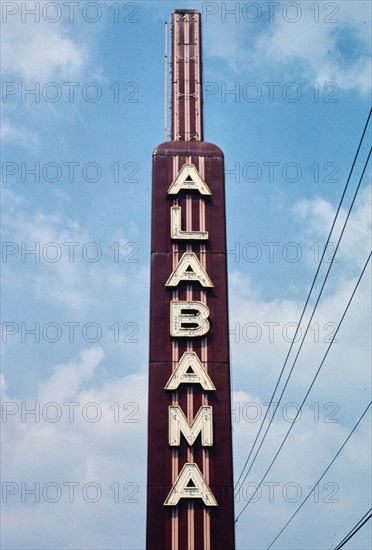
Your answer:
147;9;234;550
151;144;227;255
147;145;235;549
147;361;173;485
209;488;235;550
146;487;172;549
149;252;230;364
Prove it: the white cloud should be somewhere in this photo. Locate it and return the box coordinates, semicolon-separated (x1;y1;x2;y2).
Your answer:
1;16;87;81
2;186;148;313
1;119;40;149
204;1;371;94
229;186;371;410
37;347;104;403
232;390;371;549
293;185;372;269
3;343;369;549
2;200;94;310
228;185;371;546
1;347;147;549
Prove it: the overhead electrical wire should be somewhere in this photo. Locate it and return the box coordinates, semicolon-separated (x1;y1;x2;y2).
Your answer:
234;108;372;498
235;249;372;523
266;403;372;549
332;508;372;550
235;144;372;500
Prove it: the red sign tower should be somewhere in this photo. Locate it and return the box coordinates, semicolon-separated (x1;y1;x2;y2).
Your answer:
147;9;235;549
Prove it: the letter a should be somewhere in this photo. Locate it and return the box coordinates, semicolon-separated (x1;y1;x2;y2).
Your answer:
165;252;213;287
167;164;211;196
164;351;216;391
164;463;217;506
170;301;210;337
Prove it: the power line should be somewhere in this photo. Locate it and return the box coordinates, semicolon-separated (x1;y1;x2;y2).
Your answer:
235;145;371;499
235;250;372;523
266;404;372;549
234;108;372;498
332;508;372;550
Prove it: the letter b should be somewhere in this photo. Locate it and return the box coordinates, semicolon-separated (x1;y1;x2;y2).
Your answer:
170;301;210;337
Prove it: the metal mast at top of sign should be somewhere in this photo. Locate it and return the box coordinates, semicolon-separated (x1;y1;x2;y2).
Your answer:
171;9;203;141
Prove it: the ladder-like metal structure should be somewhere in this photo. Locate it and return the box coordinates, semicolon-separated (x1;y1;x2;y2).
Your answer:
171;10;203;141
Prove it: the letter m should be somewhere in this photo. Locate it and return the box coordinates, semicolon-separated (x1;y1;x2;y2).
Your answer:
169;406;213;446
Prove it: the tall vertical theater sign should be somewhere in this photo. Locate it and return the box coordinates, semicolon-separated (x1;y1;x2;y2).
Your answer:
147;9;235;549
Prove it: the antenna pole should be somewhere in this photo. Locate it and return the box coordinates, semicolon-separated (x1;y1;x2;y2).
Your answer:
164;21;169;141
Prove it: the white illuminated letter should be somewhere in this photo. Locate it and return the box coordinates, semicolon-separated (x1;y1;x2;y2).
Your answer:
169;406;213;446
164;463;217;506
167;164;211;196
166;252;213;287
171;206;208;240
170;301;210;337
164;351;216;391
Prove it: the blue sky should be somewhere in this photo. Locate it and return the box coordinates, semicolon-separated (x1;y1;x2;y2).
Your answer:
1;1;371;548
